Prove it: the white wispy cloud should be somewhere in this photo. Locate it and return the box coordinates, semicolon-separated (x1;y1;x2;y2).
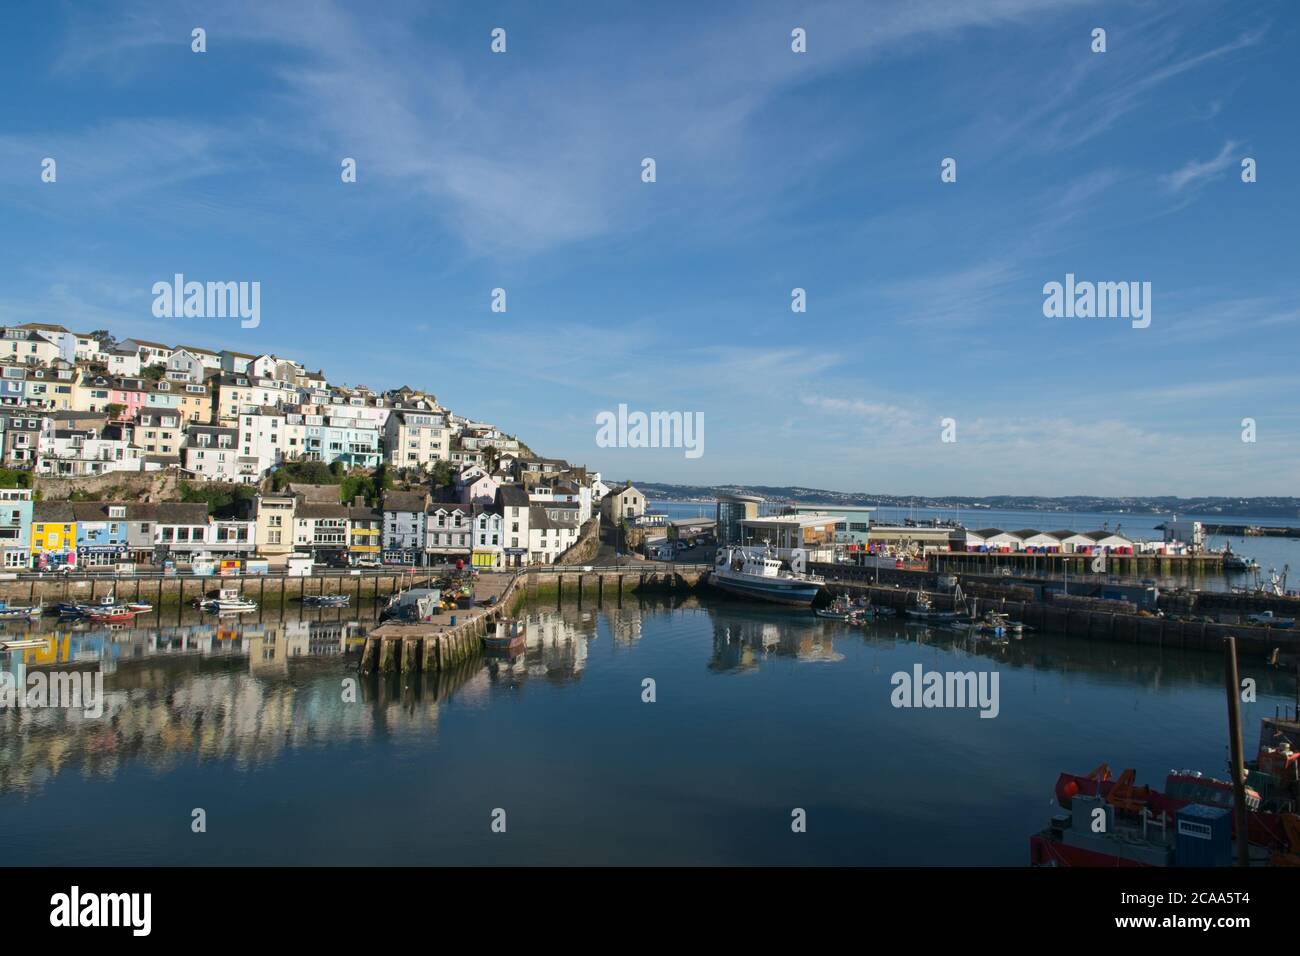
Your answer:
1161;140;1242;191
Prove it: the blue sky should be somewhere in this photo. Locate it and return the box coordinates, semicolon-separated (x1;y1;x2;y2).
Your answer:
0;0;1296;496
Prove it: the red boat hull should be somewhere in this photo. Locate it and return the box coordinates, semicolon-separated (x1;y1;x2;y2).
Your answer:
88;612;136;624
1029;833;1151;867
1054;772;1287;848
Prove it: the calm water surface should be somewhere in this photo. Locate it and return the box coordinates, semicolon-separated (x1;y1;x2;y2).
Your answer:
1;598;1295;865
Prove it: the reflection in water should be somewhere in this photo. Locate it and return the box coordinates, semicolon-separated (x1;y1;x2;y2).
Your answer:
2;596;1296;866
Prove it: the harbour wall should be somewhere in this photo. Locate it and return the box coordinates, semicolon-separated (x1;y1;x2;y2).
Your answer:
821;580;1300;658
0;571;444;609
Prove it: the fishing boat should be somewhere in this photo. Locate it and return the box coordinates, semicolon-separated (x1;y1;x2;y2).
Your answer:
711;546;824;607
483;618;526;656
814;594;858;621
904;590;960;622
62;595;128;618
200;588;259;614
303;594;350;608
126;602;154;613
1030;716;1300;866
968;609;1023;637
85;605;138;625
0;599;42;621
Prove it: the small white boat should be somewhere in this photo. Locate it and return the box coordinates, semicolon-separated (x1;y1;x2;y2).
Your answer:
201;588;259;614
0;638;49;650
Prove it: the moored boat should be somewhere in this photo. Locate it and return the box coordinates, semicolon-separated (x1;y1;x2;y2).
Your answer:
483;618;526;656
200;588;259;614
904;590;959;622
814;594;857;621
1031;716;1300;866
86;606;138;625
0;599;42;621
0;637;49;650
303;594;350;608
711;546;823;607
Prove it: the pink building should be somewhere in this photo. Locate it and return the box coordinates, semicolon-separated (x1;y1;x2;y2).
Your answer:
110;381;148;421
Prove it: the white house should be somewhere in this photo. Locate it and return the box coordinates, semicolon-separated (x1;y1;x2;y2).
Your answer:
497;485;531;567
166;348;209;383
182;425;247;482
120;339;173;368
237;407;287;474
36;429;145;477
104;346;143;377
527;504;579;564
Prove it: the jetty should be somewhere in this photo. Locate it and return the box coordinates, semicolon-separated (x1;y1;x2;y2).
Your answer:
358;563;711;675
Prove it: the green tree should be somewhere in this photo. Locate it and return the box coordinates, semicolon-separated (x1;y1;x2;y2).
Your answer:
430;459;454;488
0;468;34;489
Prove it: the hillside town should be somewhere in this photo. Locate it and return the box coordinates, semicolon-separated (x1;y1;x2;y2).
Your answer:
0;323;650;571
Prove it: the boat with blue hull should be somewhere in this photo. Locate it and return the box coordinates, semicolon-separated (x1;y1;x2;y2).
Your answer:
710;547;823;607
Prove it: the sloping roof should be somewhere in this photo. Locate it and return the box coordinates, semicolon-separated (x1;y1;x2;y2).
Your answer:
287;483;339;503
33;501;76;522
497;485;530;507
296;502;348;519
383;490;430;513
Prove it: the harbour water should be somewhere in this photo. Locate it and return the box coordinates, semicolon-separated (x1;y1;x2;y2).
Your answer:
2;598;1294;865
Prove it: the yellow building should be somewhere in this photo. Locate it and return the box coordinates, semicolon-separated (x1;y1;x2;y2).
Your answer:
30;502;77;566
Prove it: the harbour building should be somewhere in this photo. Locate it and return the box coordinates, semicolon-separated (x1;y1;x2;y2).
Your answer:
716;493;764;546
736;514;839;563
787;505;876;547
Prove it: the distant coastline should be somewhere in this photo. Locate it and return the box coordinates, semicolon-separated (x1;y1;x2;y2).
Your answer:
632;482;1300;519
